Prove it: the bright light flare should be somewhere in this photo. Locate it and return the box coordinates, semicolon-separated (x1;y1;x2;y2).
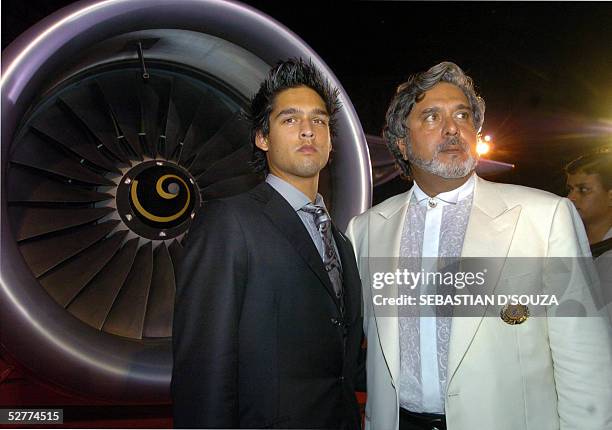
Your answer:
476;141;490;156
477;134;492;155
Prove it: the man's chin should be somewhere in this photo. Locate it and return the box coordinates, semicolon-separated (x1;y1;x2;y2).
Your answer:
425;159;476;179
437;170;473;180
292;162;327;178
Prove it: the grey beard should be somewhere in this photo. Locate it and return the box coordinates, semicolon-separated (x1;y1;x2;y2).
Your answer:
407;136;478;179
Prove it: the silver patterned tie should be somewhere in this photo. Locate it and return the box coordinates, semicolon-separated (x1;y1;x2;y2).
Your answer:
302;203;344;313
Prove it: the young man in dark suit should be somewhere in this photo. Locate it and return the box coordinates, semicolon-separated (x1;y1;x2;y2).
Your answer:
172;58;364;429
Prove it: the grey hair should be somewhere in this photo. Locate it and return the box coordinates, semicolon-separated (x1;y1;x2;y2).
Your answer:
383;61;486;177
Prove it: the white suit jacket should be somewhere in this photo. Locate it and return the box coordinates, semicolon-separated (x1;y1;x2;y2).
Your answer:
346;176;612;430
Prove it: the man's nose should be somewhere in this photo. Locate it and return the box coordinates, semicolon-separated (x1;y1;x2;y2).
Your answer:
300;123;314;139
443;116;459;137
567;189;578;203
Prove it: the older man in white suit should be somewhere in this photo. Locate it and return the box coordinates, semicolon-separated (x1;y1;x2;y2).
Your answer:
347;62;612;430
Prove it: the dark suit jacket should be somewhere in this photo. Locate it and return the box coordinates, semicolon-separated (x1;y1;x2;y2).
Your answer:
172;182;364;429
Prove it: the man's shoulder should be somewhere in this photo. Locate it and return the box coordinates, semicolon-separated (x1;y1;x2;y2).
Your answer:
353;190;410;223
206;181;269;208
477;178;565;208
194;182;270;224
346;190;410;242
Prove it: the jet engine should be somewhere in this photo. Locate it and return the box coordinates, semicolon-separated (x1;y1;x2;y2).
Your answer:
1;0;371;402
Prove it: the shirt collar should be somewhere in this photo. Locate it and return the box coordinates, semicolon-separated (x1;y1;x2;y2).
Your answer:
412;172;476;206
265;174;326;211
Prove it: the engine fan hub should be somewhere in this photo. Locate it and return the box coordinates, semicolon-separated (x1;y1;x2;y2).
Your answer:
116;160;199;240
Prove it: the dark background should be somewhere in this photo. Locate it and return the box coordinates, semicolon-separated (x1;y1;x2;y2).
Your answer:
3;1;612;195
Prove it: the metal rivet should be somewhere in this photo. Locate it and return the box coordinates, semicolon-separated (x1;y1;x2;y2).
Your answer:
156;161;163;166
168;183;180;194
189;178;194;184
125;214;132;221
159;231;167;237
124;178;131;184
190;212;196;219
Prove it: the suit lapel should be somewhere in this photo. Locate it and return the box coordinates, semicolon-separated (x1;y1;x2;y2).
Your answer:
259;183;342;312
333;226;361;321
447;177;522;385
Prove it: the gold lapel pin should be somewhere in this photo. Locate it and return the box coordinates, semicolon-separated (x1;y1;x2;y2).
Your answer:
500;304;529;325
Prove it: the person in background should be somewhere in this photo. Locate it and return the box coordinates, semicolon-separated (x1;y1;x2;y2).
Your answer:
566;149;612;256
566;148;612;319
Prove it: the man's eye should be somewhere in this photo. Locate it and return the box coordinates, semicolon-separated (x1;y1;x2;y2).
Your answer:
456;111;470;120
579;187;590;193
313;118;328;125
282;117;296;124
424;113;439;122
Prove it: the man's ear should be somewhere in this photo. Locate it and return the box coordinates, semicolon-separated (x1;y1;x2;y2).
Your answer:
255;132;269;151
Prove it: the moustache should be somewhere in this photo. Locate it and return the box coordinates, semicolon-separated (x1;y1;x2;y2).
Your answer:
435;136;469;153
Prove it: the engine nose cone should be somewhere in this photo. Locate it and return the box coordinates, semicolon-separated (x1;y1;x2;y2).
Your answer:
117;160;199;240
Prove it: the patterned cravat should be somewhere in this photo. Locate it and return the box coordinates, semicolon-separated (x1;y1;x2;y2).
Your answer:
398;192;473;413
301;203;344;312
